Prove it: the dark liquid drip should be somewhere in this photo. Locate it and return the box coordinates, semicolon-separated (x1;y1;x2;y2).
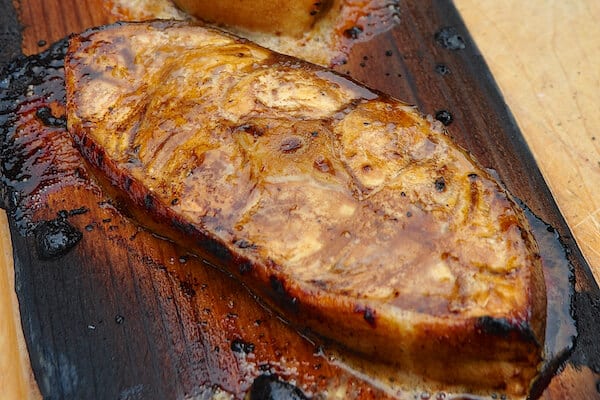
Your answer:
523;204;577;398
34;216;82;259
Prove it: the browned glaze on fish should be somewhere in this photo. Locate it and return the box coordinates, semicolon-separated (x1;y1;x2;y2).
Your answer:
65;21;546;396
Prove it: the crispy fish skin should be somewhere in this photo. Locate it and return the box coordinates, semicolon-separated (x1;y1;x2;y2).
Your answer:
65;21;546;395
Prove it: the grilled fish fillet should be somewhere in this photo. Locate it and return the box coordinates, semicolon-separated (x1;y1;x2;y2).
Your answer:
65;21;546;395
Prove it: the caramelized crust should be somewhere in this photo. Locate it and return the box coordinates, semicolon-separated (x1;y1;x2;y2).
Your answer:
65;21;546;395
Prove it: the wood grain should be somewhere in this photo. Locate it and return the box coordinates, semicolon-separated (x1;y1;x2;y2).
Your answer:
0;212;41;399
1;0;599;399
16;0;111;54
455;0;600;282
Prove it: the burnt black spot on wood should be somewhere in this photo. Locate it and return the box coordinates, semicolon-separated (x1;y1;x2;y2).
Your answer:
435;110;453;126
570;291;600;373
144;194;154;210
35;106;66;128
435;63;451;75
230;338;255;354
434;26;466;50
248;375;308;400
34;217;82;260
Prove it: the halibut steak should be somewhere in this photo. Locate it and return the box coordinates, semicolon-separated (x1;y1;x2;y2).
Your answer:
64;20;546;395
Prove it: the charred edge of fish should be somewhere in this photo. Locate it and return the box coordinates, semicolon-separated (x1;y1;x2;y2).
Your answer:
198;238;233;263
269;275;300;313
234;238;257;250
123;176;132;191
434;26;466;51
238;261;253;275
354;305;377;328
248;374;308;400
144;193;154;211
171;218;196;235
475;316;538;344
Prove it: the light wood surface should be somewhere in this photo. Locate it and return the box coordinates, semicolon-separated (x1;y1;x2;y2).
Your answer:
455;0;600;281
0;212;41;399
1;1;599;398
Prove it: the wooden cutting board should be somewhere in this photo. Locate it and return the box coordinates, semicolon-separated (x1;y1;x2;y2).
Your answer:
1;0;599;399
